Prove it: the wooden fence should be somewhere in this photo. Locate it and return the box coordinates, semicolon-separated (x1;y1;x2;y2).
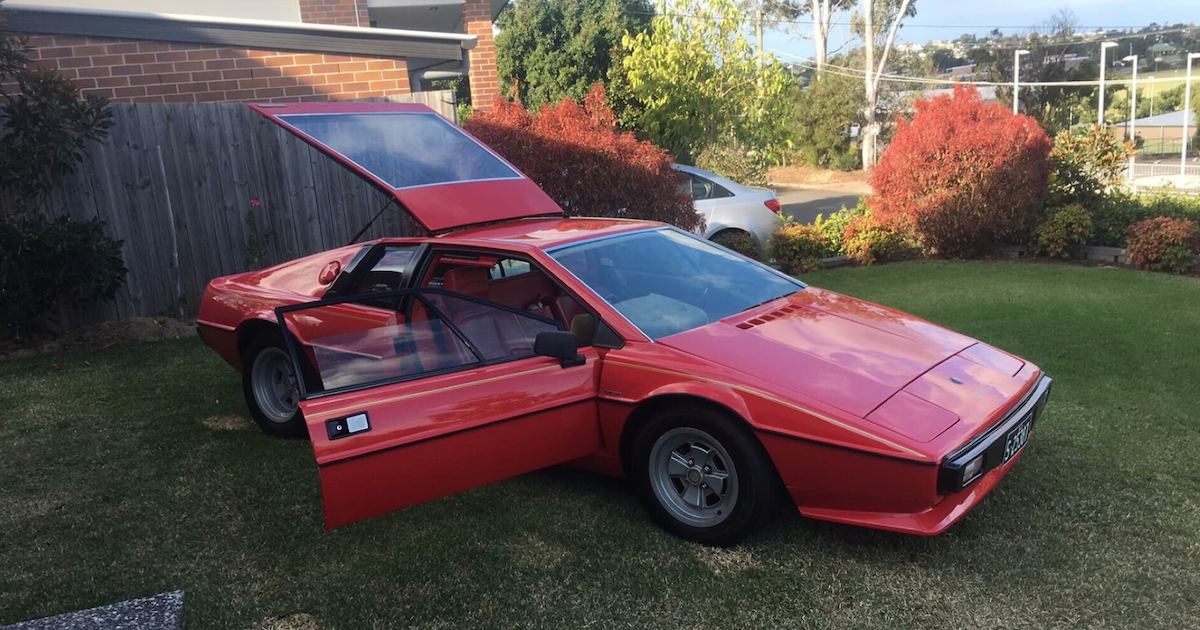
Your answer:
41;91;456;327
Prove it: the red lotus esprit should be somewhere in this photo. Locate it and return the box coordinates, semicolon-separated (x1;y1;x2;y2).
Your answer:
197;102;1051;545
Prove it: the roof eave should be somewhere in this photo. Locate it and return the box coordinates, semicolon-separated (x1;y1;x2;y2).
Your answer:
1;2;477;61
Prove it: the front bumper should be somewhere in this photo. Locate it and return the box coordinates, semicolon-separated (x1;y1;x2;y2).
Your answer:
937;375;1052;495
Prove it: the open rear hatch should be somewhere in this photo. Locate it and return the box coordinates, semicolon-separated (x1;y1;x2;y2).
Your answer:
250;102;563;233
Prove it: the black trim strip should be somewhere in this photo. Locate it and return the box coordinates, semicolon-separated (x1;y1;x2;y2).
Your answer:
317;398;591;468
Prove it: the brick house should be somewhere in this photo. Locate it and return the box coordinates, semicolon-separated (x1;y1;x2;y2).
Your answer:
1;0;503;108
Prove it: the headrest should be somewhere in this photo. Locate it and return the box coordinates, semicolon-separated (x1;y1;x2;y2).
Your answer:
441;266;490;295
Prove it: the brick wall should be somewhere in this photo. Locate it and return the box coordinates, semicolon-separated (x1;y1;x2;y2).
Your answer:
462;0;498;110
17;35;410;103
299;0;370;26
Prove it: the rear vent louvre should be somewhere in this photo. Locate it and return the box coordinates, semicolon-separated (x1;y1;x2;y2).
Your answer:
735;303;800;329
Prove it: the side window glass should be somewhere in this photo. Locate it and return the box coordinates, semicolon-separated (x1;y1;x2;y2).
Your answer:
691;175;714;200
710;182;734;199
291;298;477;393
676;171;694;198
488;258;532;280
425;292;559;361
349;246;417;296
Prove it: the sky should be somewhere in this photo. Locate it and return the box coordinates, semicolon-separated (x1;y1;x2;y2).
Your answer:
764;0;1199;64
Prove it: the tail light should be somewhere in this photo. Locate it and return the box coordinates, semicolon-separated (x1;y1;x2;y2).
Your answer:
764;199;781;214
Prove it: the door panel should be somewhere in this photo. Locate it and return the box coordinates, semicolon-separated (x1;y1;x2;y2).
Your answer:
301;355;601;528
280;288;603;529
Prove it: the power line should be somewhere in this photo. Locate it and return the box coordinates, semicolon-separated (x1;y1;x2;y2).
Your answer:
773;51;1190;88
628;8;1198;32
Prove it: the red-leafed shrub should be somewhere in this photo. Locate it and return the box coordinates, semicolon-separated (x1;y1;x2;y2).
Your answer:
871;85;1052;258
842;214;914;265
1124;217;1199;274
463;84;700;231
768;224;832;275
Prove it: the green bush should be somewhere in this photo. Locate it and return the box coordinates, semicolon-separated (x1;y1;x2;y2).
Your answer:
1048;124;1135;208
768;223;833;275
842;214;915;265
694;142;769;188
814;197;869;255
1034;203;1093;258
0;215;127;338
1091;189;1200;247
1124;217;1199;274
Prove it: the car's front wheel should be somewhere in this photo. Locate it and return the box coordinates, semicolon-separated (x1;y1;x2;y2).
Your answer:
632;406;778;546
242;334;307;438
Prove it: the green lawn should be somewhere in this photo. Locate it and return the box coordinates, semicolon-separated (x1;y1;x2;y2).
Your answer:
2;260;1199;629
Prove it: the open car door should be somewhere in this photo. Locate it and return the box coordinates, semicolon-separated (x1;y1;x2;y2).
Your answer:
277;288;602;528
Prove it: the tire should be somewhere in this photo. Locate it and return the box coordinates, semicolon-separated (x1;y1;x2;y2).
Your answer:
631;406;779;546
242;334;308;438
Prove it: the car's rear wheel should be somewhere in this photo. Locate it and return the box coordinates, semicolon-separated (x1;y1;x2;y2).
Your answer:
710;229;759;260
242;334;307;438
632;406;778;546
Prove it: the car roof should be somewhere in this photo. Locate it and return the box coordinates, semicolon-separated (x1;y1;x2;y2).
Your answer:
671;163;745;192
379;217;664;251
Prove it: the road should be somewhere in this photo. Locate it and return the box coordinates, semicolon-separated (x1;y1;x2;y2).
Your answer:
775;184;869;225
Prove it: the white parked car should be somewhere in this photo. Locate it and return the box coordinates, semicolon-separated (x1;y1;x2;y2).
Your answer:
672;163;781;259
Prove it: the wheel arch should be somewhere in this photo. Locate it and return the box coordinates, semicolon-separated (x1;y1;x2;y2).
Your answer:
237;318;281;357
618;392;761;477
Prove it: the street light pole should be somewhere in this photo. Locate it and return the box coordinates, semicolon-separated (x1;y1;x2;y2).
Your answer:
1124;54;1138;184
1183;53;1200;177
1099;42;1118;127
1013;49;1029;114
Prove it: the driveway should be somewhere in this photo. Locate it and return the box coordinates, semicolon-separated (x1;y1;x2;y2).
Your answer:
774;183;870;224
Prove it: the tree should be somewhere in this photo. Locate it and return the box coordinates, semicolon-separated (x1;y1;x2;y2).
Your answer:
0;0;112;216
0;0;124;338
463;84;700;232
871;85;1053;257
619;0;794;162
799;0;856;72
856;0;915;168
495;0;653;109
792;71;864;169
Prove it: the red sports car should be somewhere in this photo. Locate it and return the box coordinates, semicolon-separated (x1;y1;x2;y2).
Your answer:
197;102;1051;545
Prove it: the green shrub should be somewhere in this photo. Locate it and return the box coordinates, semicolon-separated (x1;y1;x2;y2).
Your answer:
1034;203;1093;258
1048;124;1135;207
768;224;833;275
1091;189;1200;247
694;142;769;188
814;197;869;255
0;215;127;338
1124;217;1199;274
842;214;914;265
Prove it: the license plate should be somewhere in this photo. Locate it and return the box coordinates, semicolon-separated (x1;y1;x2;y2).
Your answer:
1002;414;1033;464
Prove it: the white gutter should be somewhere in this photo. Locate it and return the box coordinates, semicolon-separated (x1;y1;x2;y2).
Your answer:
3;2;478;49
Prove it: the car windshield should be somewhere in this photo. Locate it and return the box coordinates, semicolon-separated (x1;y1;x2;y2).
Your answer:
549;228;804;339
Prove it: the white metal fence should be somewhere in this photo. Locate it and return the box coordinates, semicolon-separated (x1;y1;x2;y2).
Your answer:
1122;161;1200;194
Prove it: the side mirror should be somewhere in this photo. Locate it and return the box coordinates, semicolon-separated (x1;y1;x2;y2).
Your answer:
318;261;342;285
534;330;585;368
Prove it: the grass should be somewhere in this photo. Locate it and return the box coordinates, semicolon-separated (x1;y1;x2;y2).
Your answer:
2;260;1200;629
